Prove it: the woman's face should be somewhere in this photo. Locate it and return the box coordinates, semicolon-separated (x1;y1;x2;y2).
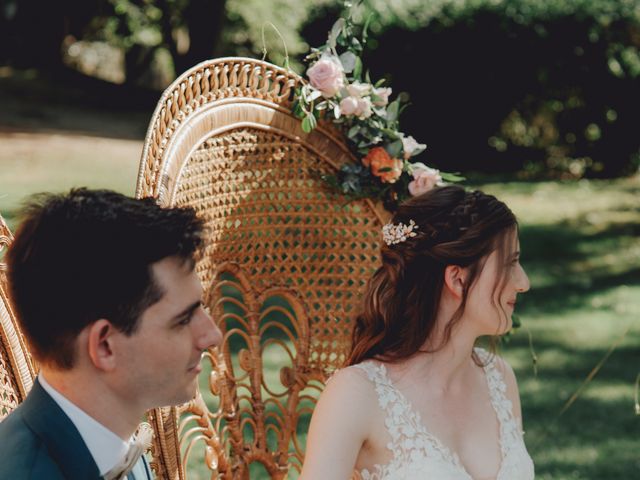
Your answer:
465;230;530;336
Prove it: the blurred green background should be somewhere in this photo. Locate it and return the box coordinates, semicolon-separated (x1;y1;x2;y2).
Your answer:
1;0;639;478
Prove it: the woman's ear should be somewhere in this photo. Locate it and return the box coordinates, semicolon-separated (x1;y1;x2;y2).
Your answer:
443;264;467;299
86;319;117;371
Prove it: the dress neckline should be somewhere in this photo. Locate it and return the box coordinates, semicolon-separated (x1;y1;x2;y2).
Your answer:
371;348;507;480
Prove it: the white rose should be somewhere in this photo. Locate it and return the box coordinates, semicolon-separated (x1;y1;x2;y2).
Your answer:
373;87;392;106
402;135;426;159
347;81;371;98
408;163;443;196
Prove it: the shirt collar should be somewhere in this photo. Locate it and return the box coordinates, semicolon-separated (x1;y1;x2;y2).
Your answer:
38;373;131;476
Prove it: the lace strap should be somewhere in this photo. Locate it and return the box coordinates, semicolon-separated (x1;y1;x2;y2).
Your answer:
351;362;470;475
350;362;400;413
475;348;523;456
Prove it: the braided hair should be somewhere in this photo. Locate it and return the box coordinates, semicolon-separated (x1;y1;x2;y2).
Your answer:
347;185;517;365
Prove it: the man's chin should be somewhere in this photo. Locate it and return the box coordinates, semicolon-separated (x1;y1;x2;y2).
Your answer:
165;382;200;407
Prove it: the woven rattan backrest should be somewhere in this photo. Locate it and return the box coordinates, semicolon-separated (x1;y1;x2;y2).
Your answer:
137;57;385;479
0;215;36;421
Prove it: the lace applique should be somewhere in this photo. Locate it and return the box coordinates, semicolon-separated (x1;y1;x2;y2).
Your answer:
351;348;534;480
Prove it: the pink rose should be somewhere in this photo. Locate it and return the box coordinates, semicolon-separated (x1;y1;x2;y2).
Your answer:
340;96;372;119
373;87;392;106
355;97;373;119
307;55;344;97
402;135;426;160
339;96;359;116
408;163;442;196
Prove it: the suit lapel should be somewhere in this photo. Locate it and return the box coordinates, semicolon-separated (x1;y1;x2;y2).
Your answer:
20;378;102;479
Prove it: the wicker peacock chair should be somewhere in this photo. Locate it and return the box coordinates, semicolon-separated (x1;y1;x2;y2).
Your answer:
136;57;387;479
0;215;37;421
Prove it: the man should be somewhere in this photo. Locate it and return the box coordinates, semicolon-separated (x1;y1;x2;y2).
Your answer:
0;188;222;479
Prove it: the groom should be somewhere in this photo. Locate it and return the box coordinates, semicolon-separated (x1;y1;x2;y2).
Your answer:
0;188;222;479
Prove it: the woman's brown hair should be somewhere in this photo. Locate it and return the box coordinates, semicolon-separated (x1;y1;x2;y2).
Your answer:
347;185;517;366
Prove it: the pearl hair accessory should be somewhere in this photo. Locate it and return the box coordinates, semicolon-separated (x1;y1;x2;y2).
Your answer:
382;219;418;246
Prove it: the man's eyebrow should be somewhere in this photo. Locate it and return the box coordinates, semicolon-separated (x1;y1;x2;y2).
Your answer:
173;300;201;320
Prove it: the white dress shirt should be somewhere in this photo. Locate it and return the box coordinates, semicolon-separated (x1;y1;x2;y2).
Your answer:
39;374;131;476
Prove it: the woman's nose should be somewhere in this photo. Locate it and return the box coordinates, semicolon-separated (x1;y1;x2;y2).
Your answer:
516;265;530;293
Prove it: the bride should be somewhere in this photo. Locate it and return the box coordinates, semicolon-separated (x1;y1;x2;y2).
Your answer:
301;185;535;479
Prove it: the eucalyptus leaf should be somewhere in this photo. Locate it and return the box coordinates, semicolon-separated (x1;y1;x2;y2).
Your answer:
301;116;313;133
328;18;345;49
307;89;323;102
363;13;374;43
397;92;410;103
351;36;362;51
348;125;360;139
339;51;358;73
353;57;363;80
380;128;400;139
385;139;403;158
386;100;400;123
440;172;466;182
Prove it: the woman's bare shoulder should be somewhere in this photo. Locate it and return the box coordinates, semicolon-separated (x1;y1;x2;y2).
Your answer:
300;363;381;479
323;363;379;406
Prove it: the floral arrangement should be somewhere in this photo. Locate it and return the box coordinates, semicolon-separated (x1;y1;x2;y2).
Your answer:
293;3;462;210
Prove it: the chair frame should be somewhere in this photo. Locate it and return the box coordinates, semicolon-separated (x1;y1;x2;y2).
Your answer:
137;57;386;479
0;215;37;417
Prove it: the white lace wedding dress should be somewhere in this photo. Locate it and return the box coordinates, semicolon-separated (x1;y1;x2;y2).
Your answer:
351;348;535;480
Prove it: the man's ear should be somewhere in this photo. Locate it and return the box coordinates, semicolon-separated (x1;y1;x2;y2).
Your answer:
443;264;467;299
86;319;117;371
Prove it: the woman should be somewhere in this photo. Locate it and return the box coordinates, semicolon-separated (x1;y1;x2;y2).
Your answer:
301;185;534;479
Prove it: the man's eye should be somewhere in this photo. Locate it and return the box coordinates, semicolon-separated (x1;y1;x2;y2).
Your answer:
177;315;192;326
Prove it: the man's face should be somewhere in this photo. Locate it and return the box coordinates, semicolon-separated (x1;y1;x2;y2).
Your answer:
113;256;222;409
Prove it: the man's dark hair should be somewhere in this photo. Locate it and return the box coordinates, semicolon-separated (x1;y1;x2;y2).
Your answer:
6;188;204;369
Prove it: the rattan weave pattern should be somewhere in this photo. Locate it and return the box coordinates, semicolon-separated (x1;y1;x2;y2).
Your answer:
0;215;36;421
137;58;386;479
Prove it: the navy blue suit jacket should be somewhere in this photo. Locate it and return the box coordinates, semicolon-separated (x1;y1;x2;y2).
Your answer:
0;378;152;479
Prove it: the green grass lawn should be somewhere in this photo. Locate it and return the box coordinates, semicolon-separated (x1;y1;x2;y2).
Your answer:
1;142;638;478
0;132;141;230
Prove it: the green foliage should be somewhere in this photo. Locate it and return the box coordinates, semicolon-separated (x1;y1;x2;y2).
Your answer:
347;0;640;178
223;0;337;69
90;0;168;49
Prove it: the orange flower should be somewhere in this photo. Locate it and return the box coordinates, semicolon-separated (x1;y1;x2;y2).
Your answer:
362;147;403;183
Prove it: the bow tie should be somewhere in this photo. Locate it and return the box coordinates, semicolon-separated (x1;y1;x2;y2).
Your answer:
103;423;154;480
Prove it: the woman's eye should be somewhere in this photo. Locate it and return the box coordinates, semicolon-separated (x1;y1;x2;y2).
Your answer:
178;315;192;326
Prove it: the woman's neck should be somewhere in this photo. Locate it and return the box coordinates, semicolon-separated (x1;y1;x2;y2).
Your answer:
387;316;480;394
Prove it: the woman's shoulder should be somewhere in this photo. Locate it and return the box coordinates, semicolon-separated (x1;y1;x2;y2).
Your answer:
310;363;381;440
326;361;381;395
475;348;518;385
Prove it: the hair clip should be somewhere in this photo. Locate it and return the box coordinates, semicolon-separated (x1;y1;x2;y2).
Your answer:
382;219;418;246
